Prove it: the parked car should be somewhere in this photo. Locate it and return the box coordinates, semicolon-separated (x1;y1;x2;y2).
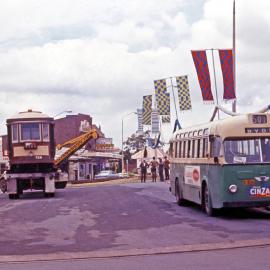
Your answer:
95;170;118;179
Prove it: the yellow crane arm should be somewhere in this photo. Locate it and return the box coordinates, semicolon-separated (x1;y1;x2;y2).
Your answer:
54;129;98;167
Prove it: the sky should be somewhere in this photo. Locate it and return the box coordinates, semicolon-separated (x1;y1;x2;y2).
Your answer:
0;0;269;148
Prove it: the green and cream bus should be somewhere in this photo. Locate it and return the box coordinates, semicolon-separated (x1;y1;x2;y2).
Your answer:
169;113;270;216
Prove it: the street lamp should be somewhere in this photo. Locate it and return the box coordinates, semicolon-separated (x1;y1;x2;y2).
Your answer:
121;111;137;175
53;110;72;118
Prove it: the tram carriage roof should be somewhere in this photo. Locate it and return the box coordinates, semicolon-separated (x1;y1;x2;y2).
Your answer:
7;109;53;123
171;113;270;140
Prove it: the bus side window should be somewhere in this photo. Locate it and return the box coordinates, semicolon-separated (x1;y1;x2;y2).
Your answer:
179;141;182;158
199;139;204;158
192;140;195;158
183;141;187;158
187;140;191;158
194;140;198;158
174;142;178;158
203;138;208;157
197;139;201;158
169;142;173;157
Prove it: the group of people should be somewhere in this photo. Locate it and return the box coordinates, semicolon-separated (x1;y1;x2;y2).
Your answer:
139;156;170;183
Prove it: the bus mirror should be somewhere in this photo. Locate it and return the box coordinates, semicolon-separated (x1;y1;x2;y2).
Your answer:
211;136;222;158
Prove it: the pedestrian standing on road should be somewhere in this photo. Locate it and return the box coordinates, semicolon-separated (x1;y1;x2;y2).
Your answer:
164;156;170;180
139;160;149;183
150;157;158;182
158;158;164;182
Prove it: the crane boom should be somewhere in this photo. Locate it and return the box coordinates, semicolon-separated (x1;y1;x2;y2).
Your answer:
54;129;98;167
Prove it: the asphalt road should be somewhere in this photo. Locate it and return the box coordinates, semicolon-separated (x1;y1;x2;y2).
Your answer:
0;181;270;267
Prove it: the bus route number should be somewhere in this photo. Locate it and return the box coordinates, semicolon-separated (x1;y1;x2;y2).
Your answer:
252;115;267;124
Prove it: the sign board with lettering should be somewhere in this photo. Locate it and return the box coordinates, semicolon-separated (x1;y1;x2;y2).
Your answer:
184;166;201;187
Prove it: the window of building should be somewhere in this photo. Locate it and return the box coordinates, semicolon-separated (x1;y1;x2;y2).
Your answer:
179;141;182;158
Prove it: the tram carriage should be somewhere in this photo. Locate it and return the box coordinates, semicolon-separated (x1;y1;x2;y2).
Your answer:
169;112;270;216
6;109;59;198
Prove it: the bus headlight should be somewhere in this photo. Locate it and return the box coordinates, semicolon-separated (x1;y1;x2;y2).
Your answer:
229;184;238;193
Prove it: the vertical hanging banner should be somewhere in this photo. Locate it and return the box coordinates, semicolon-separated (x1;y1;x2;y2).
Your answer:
154;79;170;120
176;75;192;111
137;108;143;134
191;50;214;103
151;108;159;134
142;95;152;125
219;49;236;101
162;115;171;123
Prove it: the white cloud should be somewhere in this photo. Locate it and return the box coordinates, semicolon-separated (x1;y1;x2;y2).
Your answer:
0;0;269;147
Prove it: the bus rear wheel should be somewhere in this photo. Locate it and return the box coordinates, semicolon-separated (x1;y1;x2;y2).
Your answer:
175;180;186;206
203;183;216;216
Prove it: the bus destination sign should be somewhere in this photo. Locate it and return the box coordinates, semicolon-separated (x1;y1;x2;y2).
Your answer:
245;127;270;134
252;115;267;124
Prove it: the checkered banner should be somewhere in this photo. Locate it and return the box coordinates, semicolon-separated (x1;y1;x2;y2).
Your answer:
162;115;171;123
154;79;170;115
151;108;159;134
142;95;152;125
176;75;192;111
137;108;143;134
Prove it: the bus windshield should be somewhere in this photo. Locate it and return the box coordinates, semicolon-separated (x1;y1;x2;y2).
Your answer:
224;138;270;164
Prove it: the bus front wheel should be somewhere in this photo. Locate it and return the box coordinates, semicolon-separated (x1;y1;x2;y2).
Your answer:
203;183;216;216
175;180;185;206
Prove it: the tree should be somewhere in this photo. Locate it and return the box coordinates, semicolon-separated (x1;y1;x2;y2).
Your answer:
122;130;150;161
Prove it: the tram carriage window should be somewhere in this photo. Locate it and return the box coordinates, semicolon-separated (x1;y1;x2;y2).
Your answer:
12;124;18;142
42;123;49;142
21;123;41;141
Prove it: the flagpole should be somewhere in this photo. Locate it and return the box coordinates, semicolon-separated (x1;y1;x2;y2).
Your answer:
232;0;236;112
210;49;220;119
170;77;179;123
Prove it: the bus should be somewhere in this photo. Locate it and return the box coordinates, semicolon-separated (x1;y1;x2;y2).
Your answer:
169;113;270;216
